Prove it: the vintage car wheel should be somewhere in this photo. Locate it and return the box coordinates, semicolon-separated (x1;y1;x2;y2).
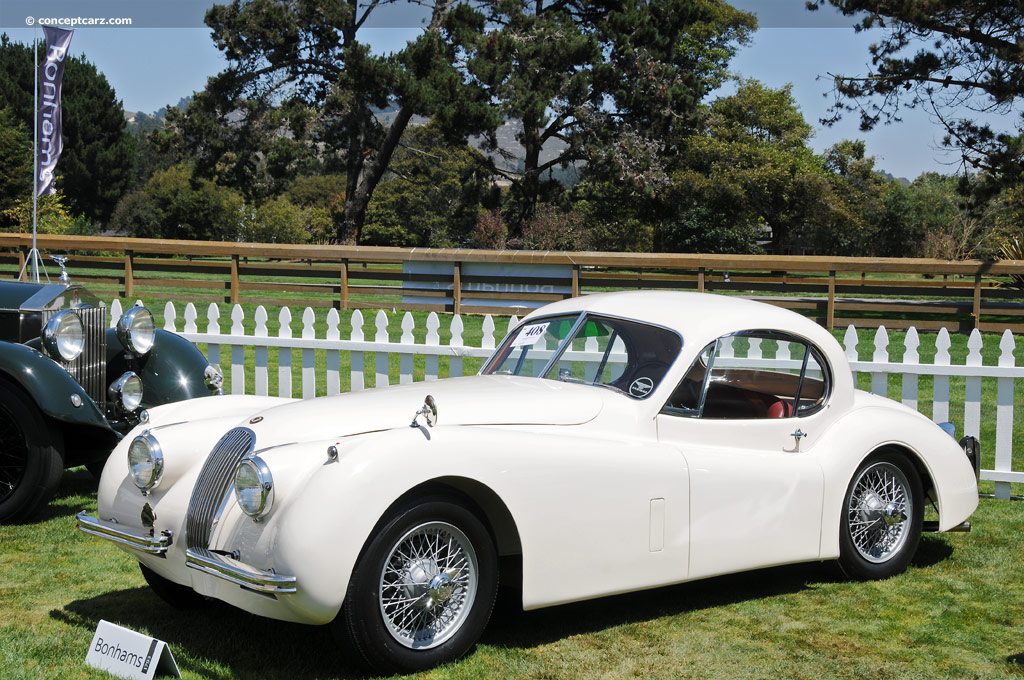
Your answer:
838;451;923;580
139;564;211;609
0;382;64;523
336;497;498;674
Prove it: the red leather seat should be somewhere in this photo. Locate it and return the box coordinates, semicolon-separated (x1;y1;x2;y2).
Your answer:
767;400;794;418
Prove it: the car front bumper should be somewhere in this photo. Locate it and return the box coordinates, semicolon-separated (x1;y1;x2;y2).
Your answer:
77;511;298;595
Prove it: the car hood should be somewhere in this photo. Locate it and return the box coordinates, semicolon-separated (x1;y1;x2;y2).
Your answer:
240;375;605;448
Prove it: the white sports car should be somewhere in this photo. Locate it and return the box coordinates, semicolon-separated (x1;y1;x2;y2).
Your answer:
78;291;980;674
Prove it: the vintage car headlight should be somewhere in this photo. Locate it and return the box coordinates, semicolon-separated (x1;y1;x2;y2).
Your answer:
108;371;143;412
204;363;224;393
234;456;273;519
116;306;156;355
42;309;85;362
127;432;163;493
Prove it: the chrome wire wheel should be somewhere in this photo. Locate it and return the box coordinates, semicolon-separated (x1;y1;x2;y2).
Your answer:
847;461;913;563
378;521;479;649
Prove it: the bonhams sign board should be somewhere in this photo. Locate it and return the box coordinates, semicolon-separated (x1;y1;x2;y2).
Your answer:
85;620;180;679
402;261;572;310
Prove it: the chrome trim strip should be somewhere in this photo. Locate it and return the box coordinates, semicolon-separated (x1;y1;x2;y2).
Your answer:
76;511;171;555
185;547;297;594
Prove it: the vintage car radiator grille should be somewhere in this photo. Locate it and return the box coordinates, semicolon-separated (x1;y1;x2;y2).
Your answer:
42;306;107;409
186;427;255;549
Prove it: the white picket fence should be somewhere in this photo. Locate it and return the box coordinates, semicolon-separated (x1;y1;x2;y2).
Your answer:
109;299;1022;500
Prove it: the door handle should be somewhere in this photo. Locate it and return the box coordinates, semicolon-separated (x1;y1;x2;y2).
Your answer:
791;429;807;440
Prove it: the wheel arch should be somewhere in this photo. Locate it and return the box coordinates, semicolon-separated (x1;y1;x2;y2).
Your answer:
869;443;937;517
377;477;522;558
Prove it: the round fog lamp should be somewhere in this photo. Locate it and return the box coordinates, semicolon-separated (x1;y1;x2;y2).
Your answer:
116;306;156;355
234;456;273;519
127;432;163;493
42;309;85;362
109;371;143;412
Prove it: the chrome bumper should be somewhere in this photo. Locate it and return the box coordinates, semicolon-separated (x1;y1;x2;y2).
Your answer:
185;547;297;594
76;511;171;555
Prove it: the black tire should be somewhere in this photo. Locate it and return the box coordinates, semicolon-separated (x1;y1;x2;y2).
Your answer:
140;563;212;609
335;497;498;675
0;381;64;524
838;451;923;580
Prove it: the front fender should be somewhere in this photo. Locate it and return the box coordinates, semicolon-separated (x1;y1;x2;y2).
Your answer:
816;406;979;559
106;328;211;407
0;339;112;431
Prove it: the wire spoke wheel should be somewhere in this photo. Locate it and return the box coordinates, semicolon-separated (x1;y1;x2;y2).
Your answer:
847;461;913;564
378;521;479;649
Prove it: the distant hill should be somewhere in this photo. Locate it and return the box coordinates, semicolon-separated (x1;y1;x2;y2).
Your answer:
877;169;912;187
124;96;193;135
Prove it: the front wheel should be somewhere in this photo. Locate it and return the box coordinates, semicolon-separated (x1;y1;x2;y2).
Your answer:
0;382;64;524
335;497;498;675
838;451;923;580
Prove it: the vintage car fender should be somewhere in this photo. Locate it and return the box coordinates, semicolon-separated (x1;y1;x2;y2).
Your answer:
182;422;690;624
0;338;112;431
815;393;979;559
106;328;212;406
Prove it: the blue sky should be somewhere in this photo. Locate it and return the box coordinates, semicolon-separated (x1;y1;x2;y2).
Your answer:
1;3;998;181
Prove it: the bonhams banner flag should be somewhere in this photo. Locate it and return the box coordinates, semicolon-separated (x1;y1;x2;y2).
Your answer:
36;26;74;196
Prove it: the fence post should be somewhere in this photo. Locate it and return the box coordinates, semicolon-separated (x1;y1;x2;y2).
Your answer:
453;262;462;314
230;254;240;304
827;270;836;330
17;246;26;281
995;330;1016;500
697;267;705;293
340;258;349;310
572;264;580;297
973;273;982;329
124;250;134;298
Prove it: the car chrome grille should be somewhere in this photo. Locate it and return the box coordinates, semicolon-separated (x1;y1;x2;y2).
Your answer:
42;306;107;409
186;427;255;549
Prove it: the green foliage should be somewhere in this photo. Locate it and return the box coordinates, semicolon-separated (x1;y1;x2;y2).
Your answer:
0;192;77;234
165;0;498;244
513;204;592;251
0;107;32;230
285;174;346;210
110;164;244;241
362;123;493;247
235;196;311;244
471;0;756;232
672;80;828;253
807;0;1024;188
0;34;136;224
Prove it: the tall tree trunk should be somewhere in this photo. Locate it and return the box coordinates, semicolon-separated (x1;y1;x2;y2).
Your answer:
335;106;415;245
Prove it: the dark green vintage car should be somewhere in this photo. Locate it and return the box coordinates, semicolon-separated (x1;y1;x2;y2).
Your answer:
0;278;219;522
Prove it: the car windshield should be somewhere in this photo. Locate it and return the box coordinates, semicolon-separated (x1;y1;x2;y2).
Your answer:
481;313;682;399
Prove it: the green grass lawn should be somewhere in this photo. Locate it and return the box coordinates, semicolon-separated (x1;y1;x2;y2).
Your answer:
0;471;1020;679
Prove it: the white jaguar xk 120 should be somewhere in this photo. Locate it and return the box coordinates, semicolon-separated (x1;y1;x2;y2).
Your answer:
78;291;980;673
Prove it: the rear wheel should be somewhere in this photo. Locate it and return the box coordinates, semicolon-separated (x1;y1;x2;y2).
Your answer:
838;451;923;580
335;497;498;675
0;382;64;524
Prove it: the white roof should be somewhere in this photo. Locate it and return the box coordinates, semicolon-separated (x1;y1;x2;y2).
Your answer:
523;291;841;354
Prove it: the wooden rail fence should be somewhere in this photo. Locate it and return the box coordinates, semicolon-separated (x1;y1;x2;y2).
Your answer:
5;233;1024;331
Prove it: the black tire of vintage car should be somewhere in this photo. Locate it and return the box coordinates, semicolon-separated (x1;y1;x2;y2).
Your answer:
0;279;217;523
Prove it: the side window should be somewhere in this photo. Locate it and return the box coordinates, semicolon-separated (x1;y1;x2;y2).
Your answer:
662;331;830;419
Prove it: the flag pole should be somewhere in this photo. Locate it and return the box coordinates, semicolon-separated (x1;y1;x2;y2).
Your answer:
31;25;38;283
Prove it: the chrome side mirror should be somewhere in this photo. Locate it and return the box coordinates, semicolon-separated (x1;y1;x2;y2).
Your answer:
410;395;437;428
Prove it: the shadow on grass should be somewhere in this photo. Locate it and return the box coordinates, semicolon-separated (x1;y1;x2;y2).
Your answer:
911;534;954;568
483;559;844;650
12;467;97;526
51;588;365;680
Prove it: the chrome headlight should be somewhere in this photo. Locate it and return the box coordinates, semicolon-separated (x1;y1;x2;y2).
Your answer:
42;309;85;361
234;456;273;520
204;363;224;394
116;306;156;355
109;371;144;412
127;432;163;493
